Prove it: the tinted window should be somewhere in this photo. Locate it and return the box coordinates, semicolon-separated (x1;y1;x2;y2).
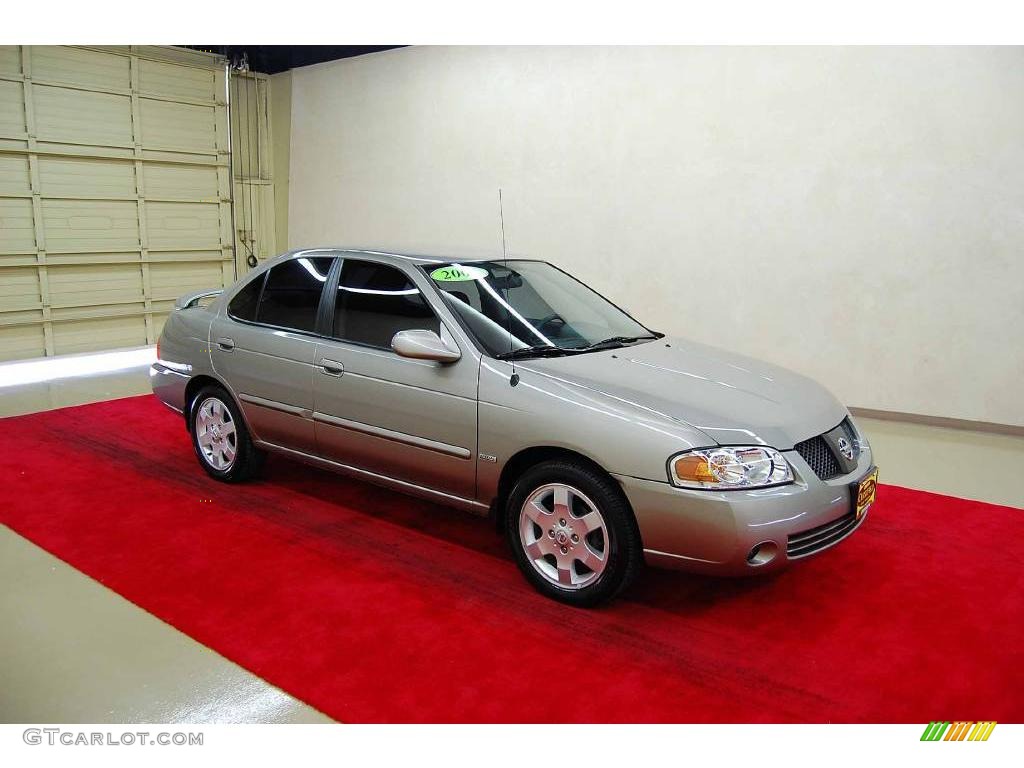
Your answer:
334;260;439;348
227;273;264;322
256;257;333;332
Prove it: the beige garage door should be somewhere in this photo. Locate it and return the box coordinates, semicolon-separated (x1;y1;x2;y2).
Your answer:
0;45;235;361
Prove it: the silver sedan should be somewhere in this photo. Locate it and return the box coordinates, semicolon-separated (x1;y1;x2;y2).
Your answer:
152;249;877;606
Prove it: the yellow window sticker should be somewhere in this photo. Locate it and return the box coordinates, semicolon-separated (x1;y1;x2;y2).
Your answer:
430;265;489;282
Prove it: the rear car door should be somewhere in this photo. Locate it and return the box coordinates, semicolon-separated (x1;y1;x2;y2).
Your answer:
210;255;334;453
312;258;478;499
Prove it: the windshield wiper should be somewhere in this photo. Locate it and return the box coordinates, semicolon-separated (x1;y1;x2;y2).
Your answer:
578;334;661;352
495;345;575;360
495;332;663;360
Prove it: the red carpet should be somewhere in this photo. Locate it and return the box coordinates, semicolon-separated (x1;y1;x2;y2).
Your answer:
1;395;1021;723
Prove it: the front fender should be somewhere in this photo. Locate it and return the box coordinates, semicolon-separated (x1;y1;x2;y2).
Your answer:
477;358;714;502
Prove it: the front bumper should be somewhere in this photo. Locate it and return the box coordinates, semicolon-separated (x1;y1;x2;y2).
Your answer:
616;444;875;575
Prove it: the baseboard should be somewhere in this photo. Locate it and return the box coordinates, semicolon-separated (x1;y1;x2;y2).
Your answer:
849;407;1024;438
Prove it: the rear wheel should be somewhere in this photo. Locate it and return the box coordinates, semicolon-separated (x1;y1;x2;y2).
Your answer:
506;459;641;607
189;385;263;482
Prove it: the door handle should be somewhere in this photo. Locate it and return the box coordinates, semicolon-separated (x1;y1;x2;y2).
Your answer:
319;359;344;376
216;337;235;352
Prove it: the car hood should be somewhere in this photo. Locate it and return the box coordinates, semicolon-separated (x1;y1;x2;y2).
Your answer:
518;337;846;449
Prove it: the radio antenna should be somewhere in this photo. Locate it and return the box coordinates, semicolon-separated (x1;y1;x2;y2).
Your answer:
498;188;508;260
498;188;517;383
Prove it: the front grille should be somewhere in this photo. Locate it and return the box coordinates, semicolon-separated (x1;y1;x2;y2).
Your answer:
787;512;858;558
794;435;841;480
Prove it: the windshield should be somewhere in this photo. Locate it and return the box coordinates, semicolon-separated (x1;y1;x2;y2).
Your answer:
423;260;659;358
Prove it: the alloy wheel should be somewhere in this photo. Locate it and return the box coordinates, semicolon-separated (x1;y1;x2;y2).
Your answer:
519;483;609;590
195;396;237;471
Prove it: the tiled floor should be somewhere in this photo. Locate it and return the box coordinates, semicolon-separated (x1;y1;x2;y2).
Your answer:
0;355;1020;723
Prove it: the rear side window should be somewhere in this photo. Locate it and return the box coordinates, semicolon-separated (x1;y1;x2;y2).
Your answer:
227;273;265;322
334;260;439;348
256;257;333;332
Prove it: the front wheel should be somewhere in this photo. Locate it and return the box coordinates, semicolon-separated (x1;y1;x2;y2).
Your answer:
506;459;642;607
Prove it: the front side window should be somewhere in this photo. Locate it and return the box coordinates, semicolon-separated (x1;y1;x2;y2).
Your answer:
255;257;333;332
334;260;439;348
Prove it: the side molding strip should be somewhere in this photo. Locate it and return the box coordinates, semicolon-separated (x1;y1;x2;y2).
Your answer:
312;411;471;459
254;439;488;513
238;393;312;419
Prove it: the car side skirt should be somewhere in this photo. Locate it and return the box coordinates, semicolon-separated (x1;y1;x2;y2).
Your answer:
253;439;490;516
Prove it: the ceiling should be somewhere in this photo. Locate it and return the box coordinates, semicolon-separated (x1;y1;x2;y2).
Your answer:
184;45;405;74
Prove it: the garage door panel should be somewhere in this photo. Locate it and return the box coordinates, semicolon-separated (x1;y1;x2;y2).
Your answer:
48;303;145;323
32;46;131;91
149;260;225;300
143;163;218;200
42;199;141;251
140;99;216;151
0;46;22;76
0;80;26;135
152;312;170;338
38;156;137;199
0;324;46;362
46;251;142;266
0;47;236;361
147;248;223;264
33;84;133;147
0;154;31;196
145;201;220;249
0;267;41;312
0;255;36;268
139;58;217;103
51;315;148;355
47;263;144;308
0;198;37;252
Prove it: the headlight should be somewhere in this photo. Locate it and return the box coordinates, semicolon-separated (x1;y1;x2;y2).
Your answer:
669;446;793;490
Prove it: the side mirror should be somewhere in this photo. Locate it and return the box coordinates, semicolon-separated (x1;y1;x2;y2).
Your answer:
391;329;462;363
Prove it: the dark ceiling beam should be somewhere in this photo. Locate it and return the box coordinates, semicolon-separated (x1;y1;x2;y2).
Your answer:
184;45;405;75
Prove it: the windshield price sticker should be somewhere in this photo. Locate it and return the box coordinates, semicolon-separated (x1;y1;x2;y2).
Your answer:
430;265;489;282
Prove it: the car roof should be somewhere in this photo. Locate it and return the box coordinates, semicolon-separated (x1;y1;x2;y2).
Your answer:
275;247;519;268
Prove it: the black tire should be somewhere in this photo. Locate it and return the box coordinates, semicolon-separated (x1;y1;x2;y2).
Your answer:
505;459;642;607
188;384;264;483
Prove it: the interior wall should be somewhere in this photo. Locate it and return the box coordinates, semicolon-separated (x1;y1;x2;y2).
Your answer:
269;70;291;253
229;72;276;276
287;46;1024;427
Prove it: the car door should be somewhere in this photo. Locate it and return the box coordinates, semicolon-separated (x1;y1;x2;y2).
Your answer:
210;255;334;453
312;257;478;499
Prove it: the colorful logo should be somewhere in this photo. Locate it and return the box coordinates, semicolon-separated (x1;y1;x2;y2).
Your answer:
920;721;996;741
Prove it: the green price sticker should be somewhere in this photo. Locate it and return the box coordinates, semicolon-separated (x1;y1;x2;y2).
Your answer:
430;265;489;282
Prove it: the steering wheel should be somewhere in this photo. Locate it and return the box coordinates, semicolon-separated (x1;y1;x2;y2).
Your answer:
535;314;567;334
